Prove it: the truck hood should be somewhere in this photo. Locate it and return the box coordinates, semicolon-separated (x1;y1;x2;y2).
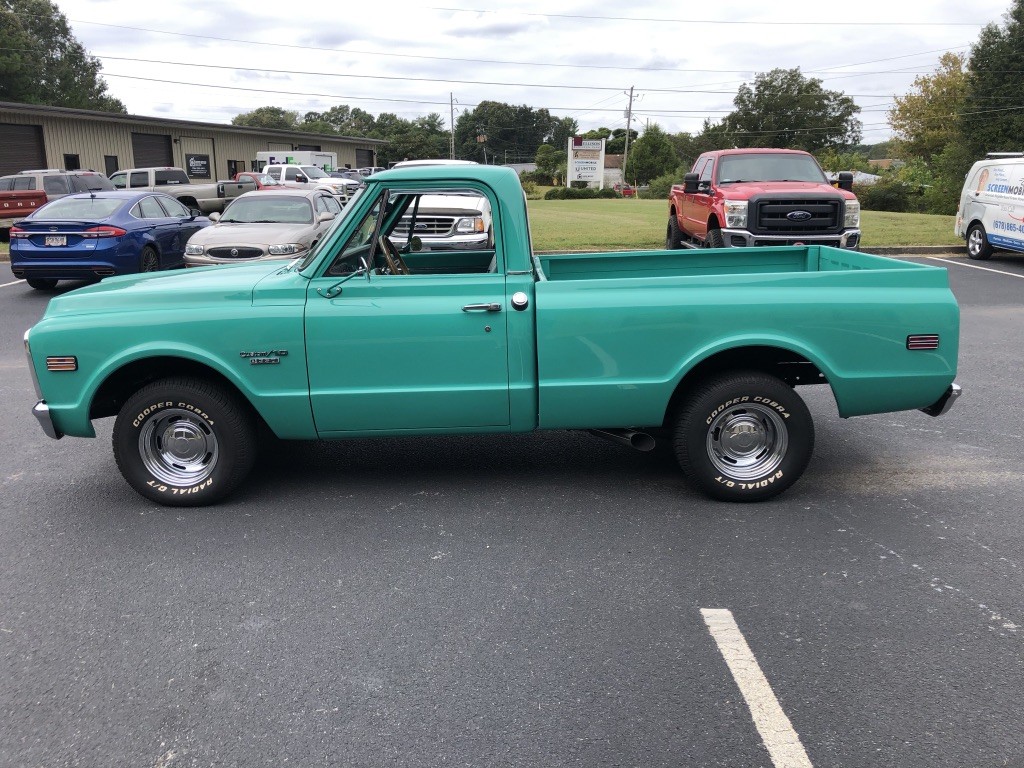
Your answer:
40;262;296;319
718;180;854;199
189;221;316;246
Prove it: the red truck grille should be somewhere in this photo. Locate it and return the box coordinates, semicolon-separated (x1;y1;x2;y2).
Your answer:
753;197;842;234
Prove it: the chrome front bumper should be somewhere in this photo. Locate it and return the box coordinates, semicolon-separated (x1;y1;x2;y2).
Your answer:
32;400;63;439
920;383;962;417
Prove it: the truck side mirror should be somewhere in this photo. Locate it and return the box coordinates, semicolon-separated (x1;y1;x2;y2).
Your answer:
683;173;700;194
837;172;854;192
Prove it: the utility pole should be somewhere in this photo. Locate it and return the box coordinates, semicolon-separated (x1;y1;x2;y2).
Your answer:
450;93;456;160
622;86;635;186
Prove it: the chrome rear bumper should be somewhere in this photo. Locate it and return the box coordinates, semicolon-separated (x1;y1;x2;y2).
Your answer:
920;383;962;417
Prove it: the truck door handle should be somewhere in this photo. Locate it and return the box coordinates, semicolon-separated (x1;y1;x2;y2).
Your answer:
462;303;502;312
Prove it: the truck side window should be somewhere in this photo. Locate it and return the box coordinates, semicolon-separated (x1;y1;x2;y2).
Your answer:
130;172;148;187
700;159;714;184
43;176;70;195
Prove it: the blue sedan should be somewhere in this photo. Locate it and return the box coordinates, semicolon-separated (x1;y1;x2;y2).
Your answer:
10;190;210;290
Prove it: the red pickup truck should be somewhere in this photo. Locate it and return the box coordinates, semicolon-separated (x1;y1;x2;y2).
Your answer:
0;189;48;238
666;148;861;250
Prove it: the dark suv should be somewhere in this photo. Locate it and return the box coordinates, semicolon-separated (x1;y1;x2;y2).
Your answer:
0;169;114;201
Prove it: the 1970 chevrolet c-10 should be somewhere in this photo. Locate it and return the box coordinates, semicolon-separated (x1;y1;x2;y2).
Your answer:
24;164;961;506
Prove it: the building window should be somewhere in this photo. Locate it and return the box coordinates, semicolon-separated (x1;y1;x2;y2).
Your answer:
63;153;81;171
104;155;119;176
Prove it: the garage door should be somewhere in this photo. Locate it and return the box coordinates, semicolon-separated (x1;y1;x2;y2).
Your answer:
131;133;173;167
355;149;375;168
0;124;47;176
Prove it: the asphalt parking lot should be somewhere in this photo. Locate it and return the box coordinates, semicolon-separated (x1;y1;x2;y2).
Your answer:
1;253;1022;767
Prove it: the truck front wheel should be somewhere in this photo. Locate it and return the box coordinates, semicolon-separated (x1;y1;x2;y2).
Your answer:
673;371;814;502
112;377;257;506
966;223;994;260
705;228;725;248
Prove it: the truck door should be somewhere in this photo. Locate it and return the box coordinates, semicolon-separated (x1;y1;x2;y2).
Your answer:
304;186;510;434
681;156;713;239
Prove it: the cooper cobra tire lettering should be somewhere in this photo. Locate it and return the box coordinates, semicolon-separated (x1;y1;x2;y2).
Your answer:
675;370;814;502
114;377;256;507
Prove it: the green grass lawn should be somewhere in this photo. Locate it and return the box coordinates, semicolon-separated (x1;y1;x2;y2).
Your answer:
0;204;961;261
524;198;961;252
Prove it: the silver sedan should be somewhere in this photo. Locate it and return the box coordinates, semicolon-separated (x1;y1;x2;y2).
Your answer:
184;189;341;266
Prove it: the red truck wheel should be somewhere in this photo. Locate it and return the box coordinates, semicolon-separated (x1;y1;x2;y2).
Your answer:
705;229;725;248
666;216;683;249
673;371;814;502
112;377;257;506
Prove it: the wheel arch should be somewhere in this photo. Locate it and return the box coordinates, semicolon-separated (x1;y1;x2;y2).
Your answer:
662;343;830;427
89;355;255;421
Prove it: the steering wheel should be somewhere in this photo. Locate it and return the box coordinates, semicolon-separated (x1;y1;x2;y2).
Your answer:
378;235;410;275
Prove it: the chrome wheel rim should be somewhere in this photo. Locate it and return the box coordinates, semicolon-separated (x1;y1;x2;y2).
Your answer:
968;229;983;256
706;403;788;480
138;409;218;486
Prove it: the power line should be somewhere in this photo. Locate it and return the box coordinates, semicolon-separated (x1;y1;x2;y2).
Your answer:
429;6;988;26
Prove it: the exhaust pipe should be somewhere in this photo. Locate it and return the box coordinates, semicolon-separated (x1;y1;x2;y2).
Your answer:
587;428;656;452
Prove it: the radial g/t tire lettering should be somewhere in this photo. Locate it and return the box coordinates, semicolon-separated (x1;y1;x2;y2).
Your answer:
112;377;257;506
673;371;814;502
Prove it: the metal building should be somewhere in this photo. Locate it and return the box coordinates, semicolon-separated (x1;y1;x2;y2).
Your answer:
0;101;385;179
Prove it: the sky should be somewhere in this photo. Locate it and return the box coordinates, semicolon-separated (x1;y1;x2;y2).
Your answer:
55;0;1014;160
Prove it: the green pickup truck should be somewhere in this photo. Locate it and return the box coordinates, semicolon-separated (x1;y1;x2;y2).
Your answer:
24;165;961;506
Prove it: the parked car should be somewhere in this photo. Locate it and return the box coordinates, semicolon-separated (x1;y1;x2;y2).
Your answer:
10;190;209;290
327;171;365;192
954;152;1024;260
184;189;341;267
356;166;385;176
108;167;255;214
0;169;113;201
232;172;289;191
261;164;352;200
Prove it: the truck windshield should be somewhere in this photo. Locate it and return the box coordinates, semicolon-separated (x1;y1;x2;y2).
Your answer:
300;166;329;179
717;154;827;184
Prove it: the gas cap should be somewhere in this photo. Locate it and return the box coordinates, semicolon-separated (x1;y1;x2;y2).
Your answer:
511;291;529;311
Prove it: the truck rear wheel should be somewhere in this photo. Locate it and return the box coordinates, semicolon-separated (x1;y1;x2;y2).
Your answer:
673;371;814;502
966;223;994;260
666;216;683;249
112;377;257;506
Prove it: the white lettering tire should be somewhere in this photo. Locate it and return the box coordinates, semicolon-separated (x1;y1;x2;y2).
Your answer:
113;377;257;506
673;371;814;502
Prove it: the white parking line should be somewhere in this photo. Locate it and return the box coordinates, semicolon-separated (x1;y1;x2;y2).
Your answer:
928;256;1024;279
0;280;23;289
701;608;813;768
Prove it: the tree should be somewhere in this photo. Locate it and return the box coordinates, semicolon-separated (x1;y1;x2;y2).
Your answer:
231;107;301;130
889;53;967;164
300;105;377;136
963;0;1024;156
372;113;449;166
454;101;555;163
0;0;124;112
548;117;579;153
623;123;679;184
722;68;861;152
534;143;564;183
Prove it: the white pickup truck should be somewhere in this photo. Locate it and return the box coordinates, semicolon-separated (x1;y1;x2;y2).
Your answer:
262;164;352;201
109;167;254;214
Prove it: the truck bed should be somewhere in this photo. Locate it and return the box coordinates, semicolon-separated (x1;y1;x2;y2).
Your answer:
534;245;930;282
531;245;958;427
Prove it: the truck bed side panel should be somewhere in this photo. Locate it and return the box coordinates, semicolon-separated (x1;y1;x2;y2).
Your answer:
533;251;958;426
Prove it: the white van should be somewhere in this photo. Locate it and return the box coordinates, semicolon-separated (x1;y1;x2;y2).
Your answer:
955;153;1024;259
